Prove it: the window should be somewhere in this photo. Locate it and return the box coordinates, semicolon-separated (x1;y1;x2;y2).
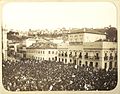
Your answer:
58;53;61;56
105;63;107;69
48;51;50;54
65;52;67;57
115;62;117;68
95;53;99;60
43;51;44;54
85;61;88;66
90;62;93;67
74;60;77;64
75;52;77;57
59;58;60;62
109;62;112;69
115;53;117;60
79;61;81;66
104;53;108;60
52;58;54;60
55;57;57;61
62;53;64;56
85;53;88;59
70;59;72;62
95;62;98;67
109;53;113;60
62;58;64;62
79;52;82;58
69;52;72;57
52;51;54;54
65;59;67;63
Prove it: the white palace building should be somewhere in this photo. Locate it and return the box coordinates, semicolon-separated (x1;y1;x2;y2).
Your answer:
26;28;117;70
57;28;117;69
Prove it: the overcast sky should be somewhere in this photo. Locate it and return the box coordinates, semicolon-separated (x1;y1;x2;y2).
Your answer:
2;2;117;30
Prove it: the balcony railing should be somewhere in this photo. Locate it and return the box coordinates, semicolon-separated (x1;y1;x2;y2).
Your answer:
109;56;113;60
58;54;61;56
84;56;100;61
95;56;99;60
65;54;67;57
104;56;108;61
79;55;82;58
84;55;88;59
69;54;72;57
114;56;117;60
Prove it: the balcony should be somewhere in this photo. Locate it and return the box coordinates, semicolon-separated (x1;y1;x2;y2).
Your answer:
65;53;67;57
79;55;82;58
69;54;72;57
104;56;108;61
58;53;61;56
95;56;99;60
84;56;100;61
109;56;113;60
114;56;117;60
84;55;88;59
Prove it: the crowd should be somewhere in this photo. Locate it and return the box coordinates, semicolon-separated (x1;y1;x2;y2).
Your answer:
2;59;117;91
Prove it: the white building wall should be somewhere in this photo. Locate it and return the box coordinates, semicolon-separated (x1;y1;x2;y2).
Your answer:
84;33;106;42
26;48;58;61
57;42;117;69
68;32;106;43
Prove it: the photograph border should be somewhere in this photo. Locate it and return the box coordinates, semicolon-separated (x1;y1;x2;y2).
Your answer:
0;0;119;94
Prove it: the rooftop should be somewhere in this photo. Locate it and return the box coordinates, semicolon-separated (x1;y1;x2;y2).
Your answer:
27;42;57;49
68;28;106;35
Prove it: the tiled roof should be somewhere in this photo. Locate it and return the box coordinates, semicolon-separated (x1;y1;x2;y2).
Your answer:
27;42;57;49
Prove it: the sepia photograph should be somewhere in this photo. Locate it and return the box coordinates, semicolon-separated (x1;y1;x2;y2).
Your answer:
0;1;119;93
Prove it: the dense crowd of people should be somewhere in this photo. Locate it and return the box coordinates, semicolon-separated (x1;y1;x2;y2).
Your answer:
2;59;117;91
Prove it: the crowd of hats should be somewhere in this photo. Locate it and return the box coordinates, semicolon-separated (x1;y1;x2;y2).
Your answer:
2;59;117;91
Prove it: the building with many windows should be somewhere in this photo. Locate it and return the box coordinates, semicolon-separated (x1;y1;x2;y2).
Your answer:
57;42;117;69
26;42;58;61
68;28;106;45
57;28;117;69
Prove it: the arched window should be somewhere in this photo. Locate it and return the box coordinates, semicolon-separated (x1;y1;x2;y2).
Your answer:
104;53;108;60
79;52;82;58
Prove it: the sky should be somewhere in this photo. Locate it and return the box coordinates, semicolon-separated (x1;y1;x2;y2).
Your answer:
2;2;117;31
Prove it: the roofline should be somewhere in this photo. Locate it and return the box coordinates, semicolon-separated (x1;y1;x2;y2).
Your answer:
66;32;106;35
27;47;57;49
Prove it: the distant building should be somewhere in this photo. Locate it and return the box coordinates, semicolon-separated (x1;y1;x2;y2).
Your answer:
25;38;37;47
25;37;49;47
19;31;28;37
26;42;58;61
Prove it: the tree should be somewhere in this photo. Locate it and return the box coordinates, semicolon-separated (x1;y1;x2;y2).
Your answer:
105;26;117;42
